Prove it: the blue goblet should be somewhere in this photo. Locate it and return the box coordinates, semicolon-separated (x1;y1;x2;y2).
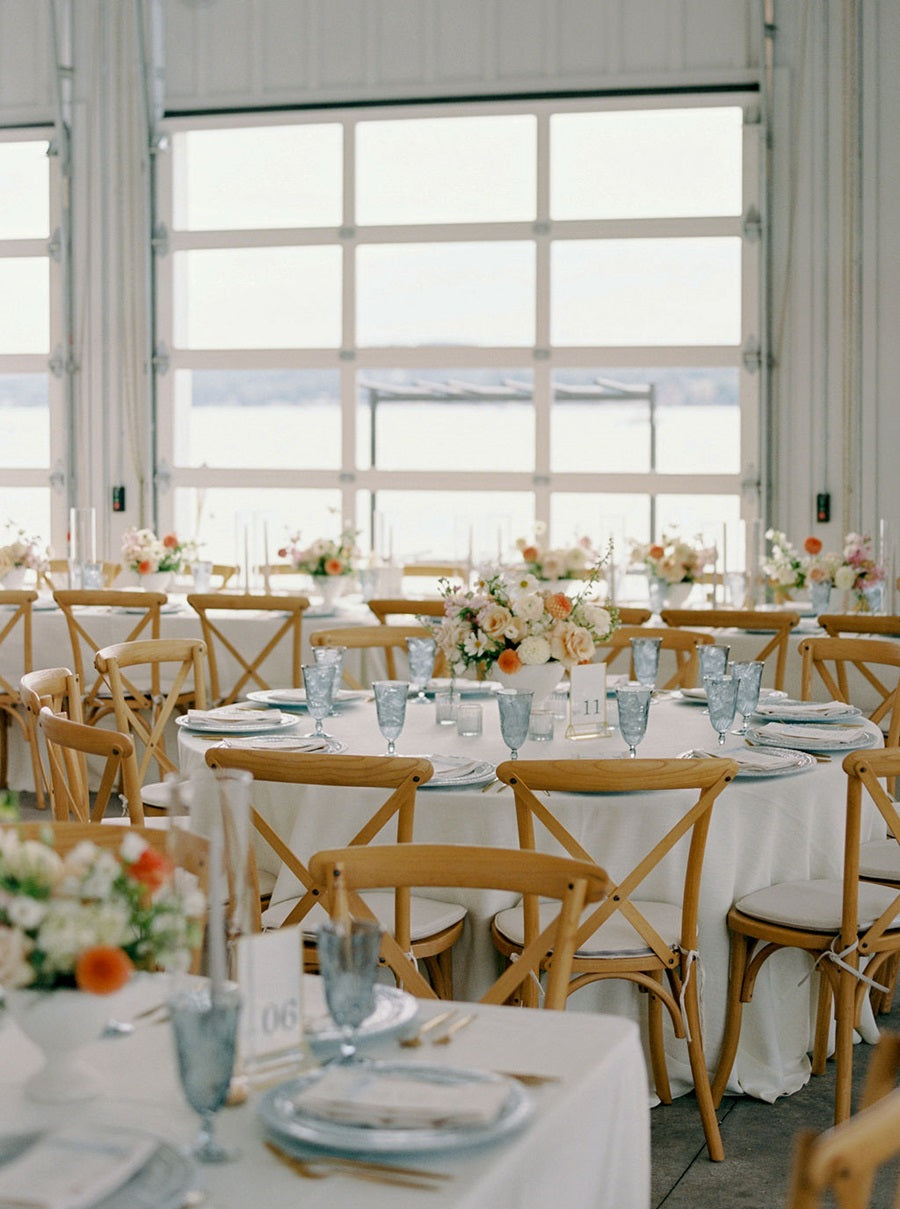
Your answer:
373;680;408;755
497;689;533;761
615;684;652;757
302;661;339;744
697;644;730;683
406;636;436;703
731;660;764;736
630;637;662;688
317;918;382;1062
704;673;739;746
169;985;241;1163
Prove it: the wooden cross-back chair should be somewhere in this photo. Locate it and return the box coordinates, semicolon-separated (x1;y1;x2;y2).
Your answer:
310;623;436;688
785;1033;900;1209
0;590;42;805
185;563;238;590
204;748;466;998
19;666;82;812
819;614;900;639
596;624;714;690
39;560;122;591
799;636;900;752
94;638;208;811
38;706;144;823
661;607;802;692
53;589;166;724
712;748;900;1126
310;845;611;1011
186;592;309;706
615;606;653;626
494;756;737;1162
2;820;209;974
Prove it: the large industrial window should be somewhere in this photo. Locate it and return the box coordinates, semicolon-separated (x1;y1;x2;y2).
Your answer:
155;96;761;569
0;131;61;546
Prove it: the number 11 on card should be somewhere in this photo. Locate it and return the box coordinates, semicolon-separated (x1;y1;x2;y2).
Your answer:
566;663;614;740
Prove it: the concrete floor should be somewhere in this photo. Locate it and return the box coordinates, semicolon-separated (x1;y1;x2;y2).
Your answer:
9;789;899;1206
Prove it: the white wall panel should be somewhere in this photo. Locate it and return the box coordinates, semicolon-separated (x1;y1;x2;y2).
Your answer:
434;0;488;85
0;0;52;122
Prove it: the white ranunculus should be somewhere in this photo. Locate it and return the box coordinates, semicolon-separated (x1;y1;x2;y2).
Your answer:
0;926;34;988
517;635;552;665
834;565;856;590
6;895;47;930
580;604;612;634
512;593;544;622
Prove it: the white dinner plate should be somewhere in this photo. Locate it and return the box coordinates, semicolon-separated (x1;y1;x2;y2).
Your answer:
246;688;369;711
677;687;788;705
414;754;496;789
678;745;817;778
0;1131;193;1209
746;723;878;753
305;984;419;1057
258;1063;533;1157
175;713;300;736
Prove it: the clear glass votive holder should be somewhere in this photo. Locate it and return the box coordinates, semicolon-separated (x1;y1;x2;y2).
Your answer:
456;703;483;738
434;689;459;725
528;709;554;742
550;688;569;721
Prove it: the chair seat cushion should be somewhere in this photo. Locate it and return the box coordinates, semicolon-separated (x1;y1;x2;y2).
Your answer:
735;878;900;931
262;891;466;941
493;899;681;958
859;840;900;883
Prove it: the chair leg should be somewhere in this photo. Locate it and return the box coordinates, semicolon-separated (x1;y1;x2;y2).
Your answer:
871;953;899;1015
681;969;724;1162
711;932;750;1107
647;974;673;1104
812;973;833;1076
423;949;454;1001
833;971;857;1124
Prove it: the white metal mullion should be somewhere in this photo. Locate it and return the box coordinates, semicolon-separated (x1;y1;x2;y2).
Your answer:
154;138;177;533
341;116;358;525
534;107;552;532
740;106;763;537
46;133;67;544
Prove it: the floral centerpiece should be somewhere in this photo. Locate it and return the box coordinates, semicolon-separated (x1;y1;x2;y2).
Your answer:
761;529;806;597
0;527;49;584
278;524;359;577
801;537;841;586
0;827;204;993
630;530;717;584
121;527;184;576
425;568;619;681
514;526;600;581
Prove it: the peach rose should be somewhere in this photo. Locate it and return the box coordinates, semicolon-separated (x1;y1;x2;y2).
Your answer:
478;603;513;639
549;621;595;667
324;557;344;575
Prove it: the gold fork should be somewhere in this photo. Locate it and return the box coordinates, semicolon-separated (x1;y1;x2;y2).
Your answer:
431;1012;475;1045
264;1141;449;1189
399;1008;457;1048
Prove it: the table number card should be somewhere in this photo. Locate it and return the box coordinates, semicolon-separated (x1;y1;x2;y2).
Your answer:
236;926;306;1080
566;663;613;740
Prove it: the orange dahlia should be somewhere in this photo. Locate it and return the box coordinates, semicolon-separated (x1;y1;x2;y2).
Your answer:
75;946;134;995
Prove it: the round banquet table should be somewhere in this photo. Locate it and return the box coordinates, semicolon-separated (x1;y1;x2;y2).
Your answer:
178;687;887;1104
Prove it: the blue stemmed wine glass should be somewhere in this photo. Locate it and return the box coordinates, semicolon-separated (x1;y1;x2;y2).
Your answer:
373;680;409;755
697;644;730;682
704;673;739;746
497;689;533;761
406;636;436;703
316;918;383;1063
302;662;340;745
630;637;662;688
169;985;241;1163
731;660;764;736
615;684;652;758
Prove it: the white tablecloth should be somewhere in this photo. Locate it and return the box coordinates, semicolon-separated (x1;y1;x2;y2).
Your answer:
178;690;886;1104
0;975;650;1209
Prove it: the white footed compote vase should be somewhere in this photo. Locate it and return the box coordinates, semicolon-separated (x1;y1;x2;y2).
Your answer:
491;660;564;708
6;985;134;1103
311;574;344;611
139;571;171;593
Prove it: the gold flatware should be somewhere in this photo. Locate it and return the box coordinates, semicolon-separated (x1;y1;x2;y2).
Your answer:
264;1140;449;1189
742;739;831;764
431;1012;475;1045
399;1008;458;1047
494;1070;561;1086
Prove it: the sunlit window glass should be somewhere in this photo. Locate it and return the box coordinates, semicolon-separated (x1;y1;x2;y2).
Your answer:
551;107;742;220
0;141;50;238
173;125;343;230
357;115;536;225
0;261;49;353
357;243;534;346
174;247;342;348
551;238;741;346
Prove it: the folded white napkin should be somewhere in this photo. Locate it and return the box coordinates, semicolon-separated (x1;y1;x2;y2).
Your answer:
687;747;803;772
222;735;328;752
755;722;868;745
754;699;856;718
264;689;308;704
428;756;481;779
291;1066;509;1129
187;706;281;727
0;1127;156;1209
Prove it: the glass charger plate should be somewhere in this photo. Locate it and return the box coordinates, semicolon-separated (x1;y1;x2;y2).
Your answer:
305;985;418;1057
0;1131;193;1209
746;724;878;753
752;700;862;724
175;714;300;736
258;1063;533;1157
246;689;368;711
678;745;817;778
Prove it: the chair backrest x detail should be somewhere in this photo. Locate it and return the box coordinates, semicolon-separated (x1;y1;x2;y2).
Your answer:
38;706;144;822
800;636;900;749
662;607;802;692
